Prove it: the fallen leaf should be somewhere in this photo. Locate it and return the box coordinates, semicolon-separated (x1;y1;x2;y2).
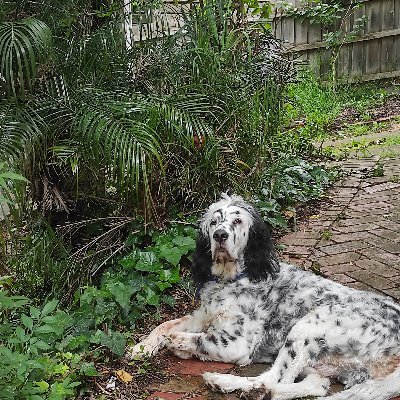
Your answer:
283;210;296;219
115;369;133;384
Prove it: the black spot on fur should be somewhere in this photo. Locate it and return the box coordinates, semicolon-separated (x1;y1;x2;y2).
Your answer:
285;339;294;348
208;334;218;345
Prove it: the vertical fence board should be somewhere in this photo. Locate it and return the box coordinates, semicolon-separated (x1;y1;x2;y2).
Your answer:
381;0;395;72
395;0;400;70
294;19;309;44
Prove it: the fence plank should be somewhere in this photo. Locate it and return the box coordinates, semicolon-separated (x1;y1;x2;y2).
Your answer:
395;0;400;70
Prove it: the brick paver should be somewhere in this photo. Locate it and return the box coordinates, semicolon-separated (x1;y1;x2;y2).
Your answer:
148;156;400;400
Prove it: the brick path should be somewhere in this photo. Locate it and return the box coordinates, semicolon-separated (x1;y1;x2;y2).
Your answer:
280;155;400;301
146;156;400;400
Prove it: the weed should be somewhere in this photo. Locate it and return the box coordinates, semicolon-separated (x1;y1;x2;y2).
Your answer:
372;163;384;177
390;175;400;183
320;230;333;240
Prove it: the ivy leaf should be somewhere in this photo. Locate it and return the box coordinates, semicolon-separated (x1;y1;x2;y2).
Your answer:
156;281;171;291
158;244;183;266
107;282;135;311
159;266;180;283
162;295;176;307
119;253;137;269
144;286;159;306
100;330;126;356
80;362;99;377
171;235;196;253
135;251;162;272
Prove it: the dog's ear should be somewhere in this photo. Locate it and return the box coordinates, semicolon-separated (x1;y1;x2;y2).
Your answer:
191;231;213;287
243;211;280;280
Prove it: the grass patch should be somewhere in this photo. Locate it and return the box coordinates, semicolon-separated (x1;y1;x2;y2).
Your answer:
284;72;393;143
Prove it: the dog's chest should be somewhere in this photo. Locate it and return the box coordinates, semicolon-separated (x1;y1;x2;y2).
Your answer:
200;280;265;324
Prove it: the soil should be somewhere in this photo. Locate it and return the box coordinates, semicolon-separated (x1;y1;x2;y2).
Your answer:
331;95;400;131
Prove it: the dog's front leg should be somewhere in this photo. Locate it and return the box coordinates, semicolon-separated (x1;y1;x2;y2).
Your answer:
126;315;195;359
166;330;253;365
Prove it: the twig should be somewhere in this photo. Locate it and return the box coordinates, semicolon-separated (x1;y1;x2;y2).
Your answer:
95;381;112;396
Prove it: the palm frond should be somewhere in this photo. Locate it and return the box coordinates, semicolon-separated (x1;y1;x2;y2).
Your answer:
0;102;48;169
73;104;163;207
0;18;53;99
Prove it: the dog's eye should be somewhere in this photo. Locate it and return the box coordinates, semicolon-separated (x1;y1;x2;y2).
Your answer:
210;219;217;226
233;218;242;225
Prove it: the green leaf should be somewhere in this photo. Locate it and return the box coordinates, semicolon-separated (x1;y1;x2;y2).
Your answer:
30;306;41;319
159;266;180;283
15;326;29;342
135;251;162;272
143;286;159;306
79;362;99;377
171;235;196;252
161;295;176;307
21;314;34;330
158;244;183;266
35;324;58;334
41;300;58;317
0;18;53;99
0;172;29;182
107;282;135;310
34;340;51;350
35;380;49;392
100;330;126;356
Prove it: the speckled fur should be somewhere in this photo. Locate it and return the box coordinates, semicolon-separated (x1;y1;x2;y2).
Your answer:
126;194;400;400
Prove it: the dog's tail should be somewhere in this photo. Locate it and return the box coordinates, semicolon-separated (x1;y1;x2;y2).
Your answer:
320;366;400;400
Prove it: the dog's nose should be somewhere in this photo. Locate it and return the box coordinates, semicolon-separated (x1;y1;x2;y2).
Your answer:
213;229;229;243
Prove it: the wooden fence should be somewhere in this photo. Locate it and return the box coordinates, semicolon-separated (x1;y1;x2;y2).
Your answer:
129;0;400;83
271;0;400;82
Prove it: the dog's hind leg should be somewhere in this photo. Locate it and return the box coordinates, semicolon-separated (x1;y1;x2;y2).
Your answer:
204;371;330;399
204;305;353;396
318;364;400;400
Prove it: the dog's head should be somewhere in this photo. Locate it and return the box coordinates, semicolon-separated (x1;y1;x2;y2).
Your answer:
191;193;280;286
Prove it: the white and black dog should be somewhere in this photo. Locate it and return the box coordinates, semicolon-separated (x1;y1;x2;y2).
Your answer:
126;194;400;400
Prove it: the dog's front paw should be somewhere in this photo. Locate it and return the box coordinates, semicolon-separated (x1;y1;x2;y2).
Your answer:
166;332;197;353
203;372;255;393
125;342;155;360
